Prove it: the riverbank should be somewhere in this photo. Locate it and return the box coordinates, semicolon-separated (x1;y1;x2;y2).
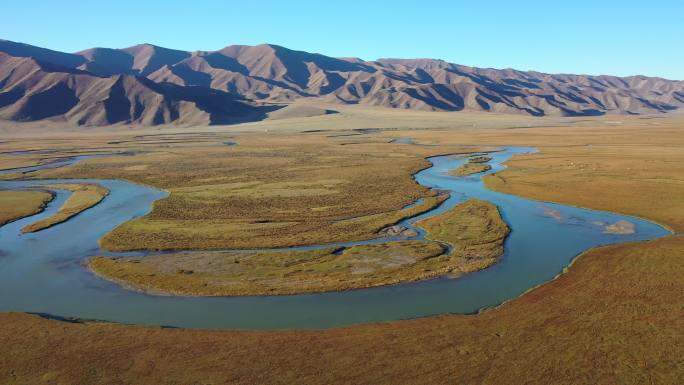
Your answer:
416;199;509;273
0;189;54;226
1;114;684;384
3;234;683;384
20;135;491;251
21;183;109;233
0;145;667;330
86;199;509;296
88;241;446;296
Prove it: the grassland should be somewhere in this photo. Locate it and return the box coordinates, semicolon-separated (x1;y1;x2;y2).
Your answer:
17;134;484;250
4;234;682;385
88;241;447;296
483;141;684;233
21;184;109;233
0;190;54;226
417;199;509;272
87;199;510;295
100;193;448;251
0;111;683;384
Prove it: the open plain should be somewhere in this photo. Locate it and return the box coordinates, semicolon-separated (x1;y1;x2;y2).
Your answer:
0;107;683;384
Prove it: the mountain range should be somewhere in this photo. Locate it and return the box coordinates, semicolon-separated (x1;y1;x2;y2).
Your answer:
1;39;683;126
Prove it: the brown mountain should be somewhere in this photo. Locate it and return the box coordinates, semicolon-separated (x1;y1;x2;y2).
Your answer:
76;44;191;76
0;51;267;125
1;39;683;125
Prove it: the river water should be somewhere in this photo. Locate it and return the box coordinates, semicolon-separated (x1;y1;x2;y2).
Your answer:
0;147;670;329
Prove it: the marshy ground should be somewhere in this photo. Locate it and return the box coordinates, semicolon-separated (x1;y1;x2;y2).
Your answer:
87;199;508;295
1;107;683;384
18;132;489;251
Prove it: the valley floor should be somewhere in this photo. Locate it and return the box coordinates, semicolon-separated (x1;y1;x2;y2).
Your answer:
0;110;683;384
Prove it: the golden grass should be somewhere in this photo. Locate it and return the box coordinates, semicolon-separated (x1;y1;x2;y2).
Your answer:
483;143;684;233
21;184;109;233
4;235;683;384
99;193;449;251
0;190;54;226
0;155;43;170
0;125;504;251
28;135;474;250
417;199;509;271
88;199;510;296
1;112;684;384
88;241;447;296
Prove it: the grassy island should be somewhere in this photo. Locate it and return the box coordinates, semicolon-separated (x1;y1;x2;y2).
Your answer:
0;190;54;226
416;199;509;271
450;163;492;176
21;184;109;233
88;241;449;296
89;199;510;296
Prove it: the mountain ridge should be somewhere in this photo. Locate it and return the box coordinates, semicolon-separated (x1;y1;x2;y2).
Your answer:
0;39;682;126
0;50;268;126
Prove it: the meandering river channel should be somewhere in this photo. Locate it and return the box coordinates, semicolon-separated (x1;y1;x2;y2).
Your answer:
0;147;670;329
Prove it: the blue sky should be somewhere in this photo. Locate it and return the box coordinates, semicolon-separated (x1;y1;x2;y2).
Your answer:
3;1;683;79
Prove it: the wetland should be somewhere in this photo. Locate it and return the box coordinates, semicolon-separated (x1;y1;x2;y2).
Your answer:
0;141;669;329
2;114;684;384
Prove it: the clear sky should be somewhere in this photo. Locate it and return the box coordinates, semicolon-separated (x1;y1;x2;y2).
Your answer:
3;1;683;79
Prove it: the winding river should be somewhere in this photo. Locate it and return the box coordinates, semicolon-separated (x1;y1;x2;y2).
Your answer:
0;147;670;330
